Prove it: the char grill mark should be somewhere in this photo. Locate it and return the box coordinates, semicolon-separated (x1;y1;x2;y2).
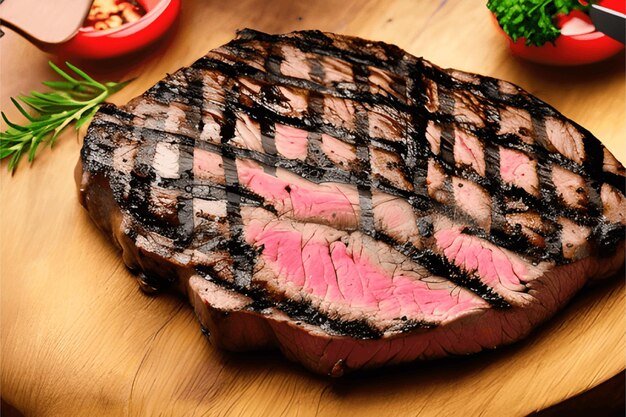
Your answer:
80;30;626;343
421;64;621;259
128;118;172;239
435;85;457;174
196;265;385;339
141;59;536;249
97;44;596;260
220;61;259;288
530;114;565;261
259;43;280;176
373;230;509;308
352;63;375;234
404;59;429;211
244;208;484;332
201;37;523;304
176;70;203;245
111;153;506;307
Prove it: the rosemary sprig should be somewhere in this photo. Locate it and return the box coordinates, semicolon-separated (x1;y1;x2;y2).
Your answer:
0;61;131;173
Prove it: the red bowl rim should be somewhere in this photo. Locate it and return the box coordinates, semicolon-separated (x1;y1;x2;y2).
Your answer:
74;0;173;39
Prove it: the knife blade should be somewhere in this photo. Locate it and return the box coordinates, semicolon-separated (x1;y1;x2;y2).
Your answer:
589;4;626;44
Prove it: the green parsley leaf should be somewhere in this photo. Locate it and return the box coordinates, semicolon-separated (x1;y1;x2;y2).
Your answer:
487;0;597;46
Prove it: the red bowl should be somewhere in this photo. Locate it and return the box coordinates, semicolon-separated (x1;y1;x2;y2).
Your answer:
493;0;624;66
54;0;180;60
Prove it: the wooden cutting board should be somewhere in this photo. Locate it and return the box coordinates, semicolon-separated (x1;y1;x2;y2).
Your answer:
1;1;624;416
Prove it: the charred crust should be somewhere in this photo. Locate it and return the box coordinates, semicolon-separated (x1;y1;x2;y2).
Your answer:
462;226;544;263
131;49;615;258
80;29;625;346
593;222;625;256
373;231;511;308
414;249;511;308
200;326;211;338
136;271;170;294
398;319;436;332
417;218;434;238
279;300;382;339
195;268;385;339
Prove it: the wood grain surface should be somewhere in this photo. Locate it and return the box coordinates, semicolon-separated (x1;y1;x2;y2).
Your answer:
1;1;625;416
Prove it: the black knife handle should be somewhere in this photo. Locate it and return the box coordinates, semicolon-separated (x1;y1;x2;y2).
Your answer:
590;4;626;44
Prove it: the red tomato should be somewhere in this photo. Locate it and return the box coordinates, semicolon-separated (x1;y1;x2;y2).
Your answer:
493;0;624;65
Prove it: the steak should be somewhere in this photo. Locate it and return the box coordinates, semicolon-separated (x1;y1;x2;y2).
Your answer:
76;29;626;376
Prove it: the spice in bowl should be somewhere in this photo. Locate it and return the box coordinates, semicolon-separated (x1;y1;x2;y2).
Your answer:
56;0;181;59
84;0;147;31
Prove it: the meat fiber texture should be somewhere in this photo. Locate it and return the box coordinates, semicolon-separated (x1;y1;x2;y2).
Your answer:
76;29;626;376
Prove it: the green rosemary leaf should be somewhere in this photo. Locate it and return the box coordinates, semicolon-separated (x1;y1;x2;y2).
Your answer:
10;98;36;122
66;62;103;88
48;61;79;84
41;80;78;91
0;61;131;173
0;148;12;159
1;113;31;132
75;105;100;130
106;78;135;95
28;133;43;162
16;96;47;113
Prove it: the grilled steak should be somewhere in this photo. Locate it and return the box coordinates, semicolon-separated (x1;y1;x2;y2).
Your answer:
77;29;626;376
